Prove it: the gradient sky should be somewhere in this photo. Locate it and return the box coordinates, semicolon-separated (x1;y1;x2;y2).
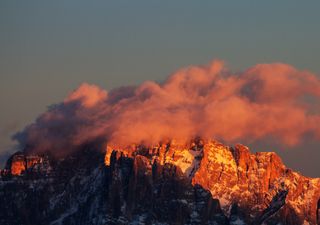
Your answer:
1;1;320;177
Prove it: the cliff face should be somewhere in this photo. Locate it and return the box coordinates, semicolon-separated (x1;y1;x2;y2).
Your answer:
0;140;319;225
1;152;51;178
192;142;319;224
105;140;319;225
3;152;45;175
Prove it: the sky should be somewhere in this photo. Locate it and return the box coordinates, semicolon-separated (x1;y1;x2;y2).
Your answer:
0;1;320;177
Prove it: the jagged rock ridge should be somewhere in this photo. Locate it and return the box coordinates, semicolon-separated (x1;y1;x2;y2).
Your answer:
0;140;319;225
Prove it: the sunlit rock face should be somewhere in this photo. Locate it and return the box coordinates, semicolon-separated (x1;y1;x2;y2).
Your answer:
104;140;320;225
8;153;26;175
191;142;320;224
5;152;45;175
0;140;319;225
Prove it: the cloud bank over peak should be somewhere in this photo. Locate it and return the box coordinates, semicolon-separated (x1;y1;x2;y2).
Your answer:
13;60;320;155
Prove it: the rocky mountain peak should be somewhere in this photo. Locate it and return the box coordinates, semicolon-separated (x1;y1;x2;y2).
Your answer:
3;151;47;176
104;140;320;224
0;139;319;225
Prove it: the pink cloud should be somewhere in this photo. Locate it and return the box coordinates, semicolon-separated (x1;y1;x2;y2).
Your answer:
14;60;320;155
64;83;107;107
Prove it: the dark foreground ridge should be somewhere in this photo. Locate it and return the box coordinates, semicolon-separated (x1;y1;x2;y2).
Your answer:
0;140;319;225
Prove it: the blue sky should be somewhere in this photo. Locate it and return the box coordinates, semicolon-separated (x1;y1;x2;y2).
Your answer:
1;1;320;176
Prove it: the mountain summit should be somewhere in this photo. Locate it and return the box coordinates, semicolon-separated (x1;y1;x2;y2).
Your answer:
0;140;319;225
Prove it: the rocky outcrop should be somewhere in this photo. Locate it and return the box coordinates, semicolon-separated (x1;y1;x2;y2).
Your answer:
4;152;46;175
0;140;319;225
191;142;320;224
105;140;320;224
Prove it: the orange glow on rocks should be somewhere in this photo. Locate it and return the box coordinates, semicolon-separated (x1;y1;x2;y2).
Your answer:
10;155;26;175
8;153;43;175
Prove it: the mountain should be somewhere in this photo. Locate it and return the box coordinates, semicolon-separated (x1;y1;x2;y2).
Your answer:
0;140;319;225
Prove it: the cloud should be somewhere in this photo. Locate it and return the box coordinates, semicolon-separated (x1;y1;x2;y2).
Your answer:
64;83;108;107
13;60;320;155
